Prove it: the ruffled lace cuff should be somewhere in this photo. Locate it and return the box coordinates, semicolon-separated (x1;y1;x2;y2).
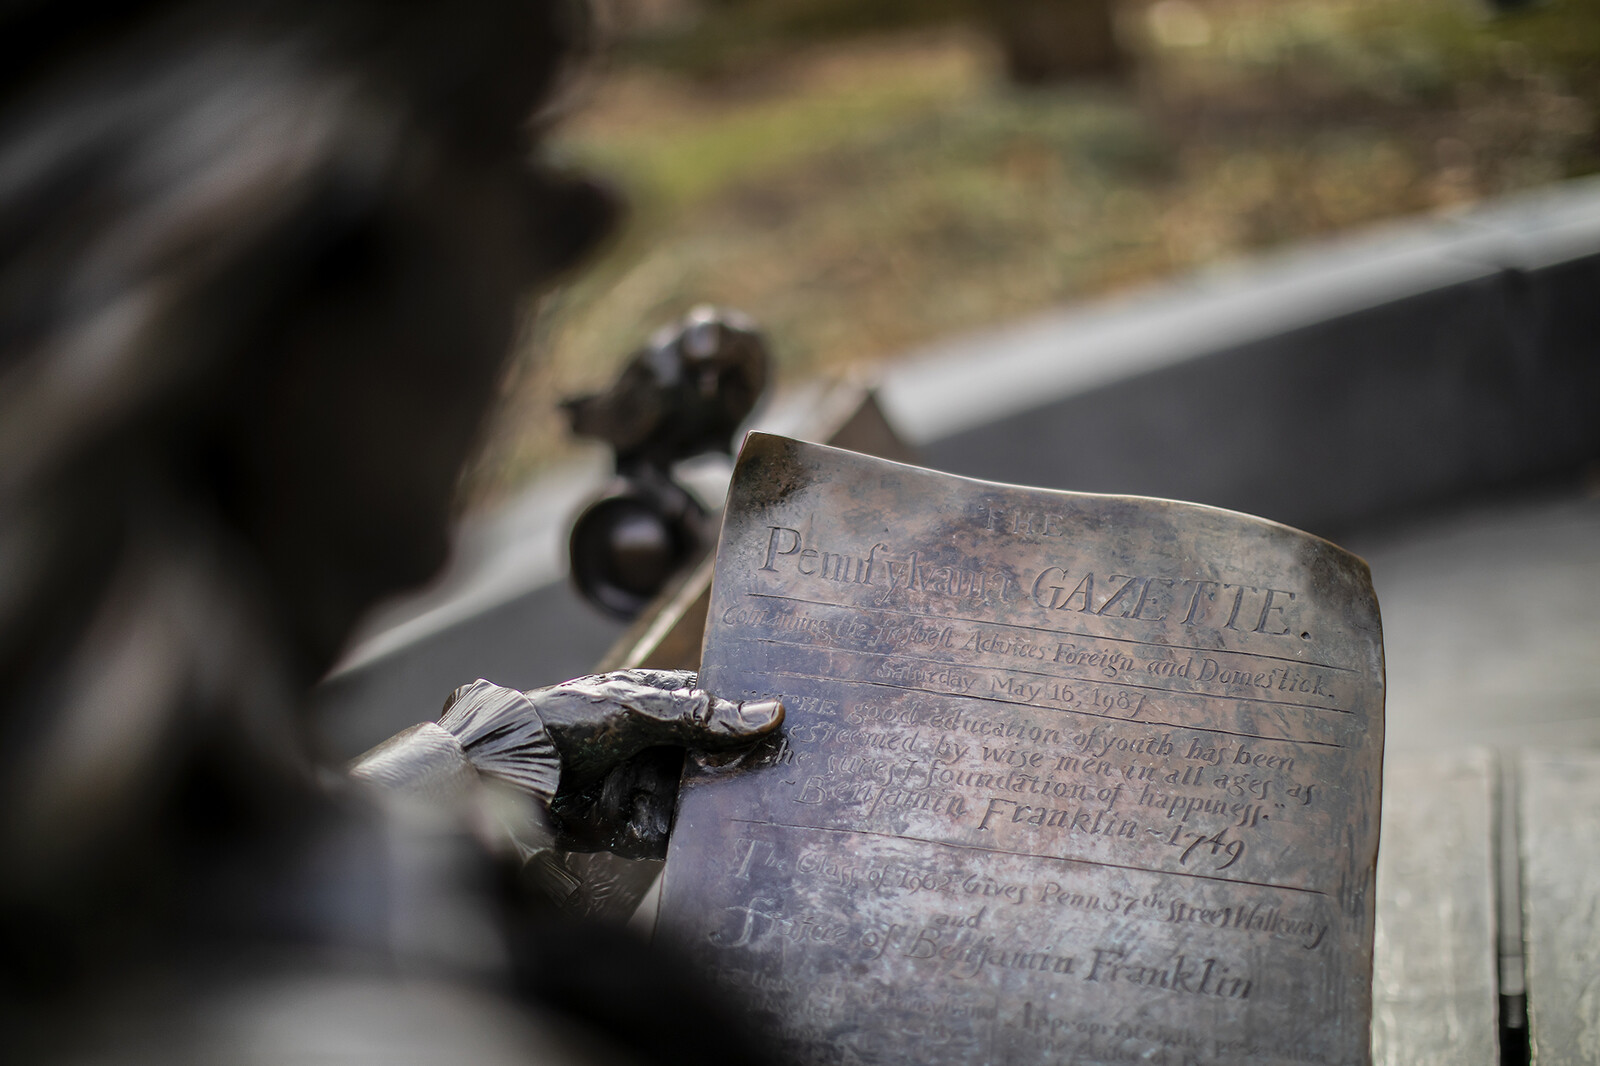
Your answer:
349;679;561;807
436;679;561;805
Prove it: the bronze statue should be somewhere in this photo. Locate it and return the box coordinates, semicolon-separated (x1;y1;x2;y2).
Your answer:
562;306;770;476
565;307;771;618
0;2;781;1062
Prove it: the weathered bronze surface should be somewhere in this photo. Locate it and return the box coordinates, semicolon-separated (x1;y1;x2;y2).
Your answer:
566;307;771;619
659;434;1384;1066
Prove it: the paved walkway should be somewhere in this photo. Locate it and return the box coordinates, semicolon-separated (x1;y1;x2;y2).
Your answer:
1350;485;1600;754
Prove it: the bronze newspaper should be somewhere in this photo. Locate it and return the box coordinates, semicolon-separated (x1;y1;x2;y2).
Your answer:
659;434;1384;1066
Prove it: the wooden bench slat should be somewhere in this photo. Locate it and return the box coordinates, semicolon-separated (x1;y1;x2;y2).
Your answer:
1372;749;1500;1066
1521;748;1600;1066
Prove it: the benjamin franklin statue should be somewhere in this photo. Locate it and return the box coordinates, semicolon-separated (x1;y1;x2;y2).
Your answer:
0;2;781;1061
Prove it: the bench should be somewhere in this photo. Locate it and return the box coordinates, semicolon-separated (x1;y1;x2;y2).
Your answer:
1373;748;1600;1066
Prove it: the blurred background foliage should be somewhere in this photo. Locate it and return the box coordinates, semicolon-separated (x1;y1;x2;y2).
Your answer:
462;0;1600;503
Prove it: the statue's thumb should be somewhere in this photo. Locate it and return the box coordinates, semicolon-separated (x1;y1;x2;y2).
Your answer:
695;693;784;747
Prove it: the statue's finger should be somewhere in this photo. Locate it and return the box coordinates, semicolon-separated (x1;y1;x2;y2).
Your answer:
528;676;782;787
609;668;699;692
561;669;698;693
695;692;784;746
593;678;782;746
547;748;682;859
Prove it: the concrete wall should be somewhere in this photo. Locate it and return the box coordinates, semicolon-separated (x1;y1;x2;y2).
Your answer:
913;257;1600;538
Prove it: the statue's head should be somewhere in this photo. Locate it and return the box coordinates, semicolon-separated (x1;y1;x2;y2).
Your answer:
1;0;616;682
0;0;615;939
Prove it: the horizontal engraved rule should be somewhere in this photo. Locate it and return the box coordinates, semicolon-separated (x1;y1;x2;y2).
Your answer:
658;434;1384;1066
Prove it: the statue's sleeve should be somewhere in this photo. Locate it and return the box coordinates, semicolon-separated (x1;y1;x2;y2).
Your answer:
348;679;561;855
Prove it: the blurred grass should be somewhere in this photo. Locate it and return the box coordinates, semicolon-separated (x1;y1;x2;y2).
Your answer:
461;0;1600;504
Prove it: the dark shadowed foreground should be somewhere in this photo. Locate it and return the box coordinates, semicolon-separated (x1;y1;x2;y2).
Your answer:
0;2;779;1062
